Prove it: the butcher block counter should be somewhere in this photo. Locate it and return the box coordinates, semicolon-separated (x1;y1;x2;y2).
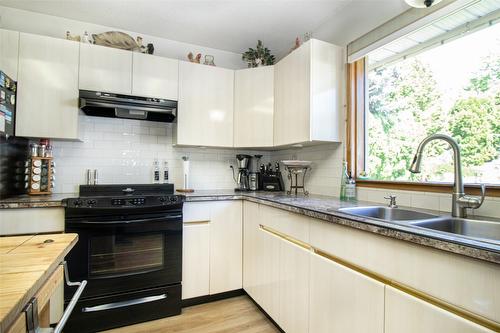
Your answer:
0;233;78;333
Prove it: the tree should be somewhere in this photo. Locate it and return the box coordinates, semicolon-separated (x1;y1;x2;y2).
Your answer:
448;97;499;166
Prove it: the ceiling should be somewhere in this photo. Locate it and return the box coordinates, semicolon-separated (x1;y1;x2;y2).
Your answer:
0;0;410;57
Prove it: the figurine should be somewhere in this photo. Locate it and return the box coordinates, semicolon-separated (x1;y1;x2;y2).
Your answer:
188;52;202;63
66;31;81;42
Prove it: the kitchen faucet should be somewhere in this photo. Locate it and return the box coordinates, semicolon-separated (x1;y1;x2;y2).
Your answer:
409;134;486;218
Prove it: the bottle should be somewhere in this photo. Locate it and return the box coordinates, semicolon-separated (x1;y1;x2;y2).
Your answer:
163;161;169;184
346;172;357;201
340;161;348;200
153;159;160;184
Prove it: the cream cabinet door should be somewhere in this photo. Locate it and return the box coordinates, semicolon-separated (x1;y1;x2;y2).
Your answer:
309;253;385;333
243;201;259;299
385;286;494;333
279;238;310;333
132;53;178;100
234;66;274;147
209;201;242;294
182;222;210;300
274;42;310;146
0;29;19;81
177;61;234;147
79;44;132;94
16;33;79;139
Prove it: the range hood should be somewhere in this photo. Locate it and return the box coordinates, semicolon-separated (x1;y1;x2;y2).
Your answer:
79;90;177;122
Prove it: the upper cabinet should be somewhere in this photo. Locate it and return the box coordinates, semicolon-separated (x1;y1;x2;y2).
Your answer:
234;66;274;148
274;39;343;146
16;33;80;139
0;29;19;81
79;43;132;94
132;53;179;100
177;62;234;147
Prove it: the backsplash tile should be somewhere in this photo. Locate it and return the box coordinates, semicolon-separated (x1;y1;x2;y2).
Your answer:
52;114;270;193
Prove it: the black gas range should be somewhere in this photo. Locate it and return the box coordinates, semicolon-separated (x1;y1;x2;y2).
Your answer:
63;184;184;333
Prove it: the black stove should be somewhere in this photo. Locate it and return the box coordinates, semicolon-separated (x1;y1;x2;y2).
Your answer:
64;184;184;333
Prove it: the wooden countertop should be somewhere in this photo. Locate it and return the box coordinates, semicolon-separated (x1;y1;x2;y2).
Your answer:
0;233;78;332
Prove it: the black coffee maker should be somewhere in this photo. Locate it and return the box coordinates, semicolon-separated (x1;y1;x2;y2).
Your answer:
230;154;252;191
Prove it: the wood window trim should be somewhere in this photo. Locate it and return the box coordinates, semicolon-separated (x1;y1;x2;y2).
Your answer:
346;58;500;198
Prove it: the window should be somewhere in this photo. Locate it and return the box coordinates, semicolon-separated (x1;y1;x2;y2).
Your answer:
347;6;500;188
360;22;500;186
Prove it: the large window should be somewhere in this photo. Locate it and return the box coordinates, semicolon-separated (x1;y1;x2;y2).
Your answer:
364;22;500;185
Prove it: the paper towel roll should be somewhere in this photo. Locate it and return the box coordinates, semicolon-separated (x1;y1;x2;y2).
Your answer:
182;159;190;189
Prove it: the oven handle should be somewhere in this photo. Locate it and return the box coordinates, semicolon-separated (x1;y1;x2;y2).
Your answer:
81;294;167;313
72;214;183;225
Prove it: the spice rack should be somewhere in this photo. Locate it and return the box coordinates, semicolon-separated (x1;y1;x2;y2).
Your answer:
27;156;54;195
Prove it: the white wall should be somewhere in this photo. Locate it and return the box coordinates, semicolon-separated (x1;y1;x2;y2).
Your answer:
52;114;270;193
0;6;244;69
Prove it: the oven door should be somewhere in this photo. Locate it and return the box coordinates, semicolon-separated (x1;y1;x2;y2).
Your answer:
65;211;182;300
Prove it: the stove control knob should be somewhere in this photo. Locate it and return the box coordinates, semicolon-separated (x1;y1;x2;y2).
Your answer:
170;196;178;203
87;199;97;206
73;200;82;207
159;197;166;203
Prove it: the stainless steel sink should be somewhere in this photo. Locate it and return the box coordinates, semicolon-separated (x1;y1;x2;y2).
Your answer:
338;206;438;221
410;218;500;244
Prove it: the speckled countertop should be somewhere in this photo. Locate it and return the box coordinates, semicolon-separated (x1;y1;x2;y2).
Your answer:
1;190;499;264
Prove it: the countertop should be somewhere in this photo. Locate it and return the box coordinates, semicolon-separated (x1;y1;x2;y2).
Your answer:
1;190;499;264
0;233;78;332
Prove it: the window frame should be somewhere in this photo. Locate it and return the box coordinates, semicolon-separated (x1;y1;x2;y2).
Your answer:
347;58;500;197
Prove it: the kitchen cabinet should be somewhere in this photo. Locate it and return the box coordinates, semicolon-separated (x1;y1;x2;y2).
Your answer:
278;238;309;333
132;53;179;100
0;208;64;236
385;286;494;333
182;201;242;299
0;29;19;81
274;39;343;146
79;43;132;94
177;61;234;147
16;33;80;139
209;201;242;294
309;253;384;333
243;202;280;320
182;222;210;300
234;66;274;147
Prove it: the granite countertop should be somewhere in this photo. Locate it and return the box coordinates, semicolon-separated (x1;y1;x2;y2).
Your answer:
1;190;499;264
0;193;77;209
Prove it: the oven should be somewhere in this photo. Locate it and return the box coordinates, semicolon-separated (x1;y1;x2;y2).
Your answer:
63;189;183;332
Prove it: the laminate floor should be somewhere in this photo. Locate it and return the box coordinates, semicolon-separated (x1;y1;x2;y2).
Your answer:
104;296;280;333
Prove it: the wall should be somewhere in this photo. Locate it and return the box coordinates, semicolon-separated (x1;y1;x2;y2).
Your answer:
52;114;269;194
0;6;244;69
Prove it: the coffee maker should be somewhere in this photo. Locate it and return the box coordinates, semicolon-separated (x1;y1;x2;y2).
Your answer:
230;154;252;191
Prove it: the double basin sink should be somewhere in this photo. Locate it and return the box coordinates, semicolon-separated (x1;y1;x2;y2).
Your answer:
337;206;500;245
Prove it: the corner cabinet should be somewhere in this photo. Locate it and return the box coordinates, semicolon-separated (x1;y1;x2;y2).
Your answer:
176;62;234;147
0;29;19;81
132;53;179;100
16;33;80;139
274;39;343;147
79;43;133;94
234;66;274;148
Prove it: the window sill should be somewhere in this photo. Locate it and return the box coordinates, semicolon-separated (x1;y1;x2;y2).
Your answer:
356;180;500;198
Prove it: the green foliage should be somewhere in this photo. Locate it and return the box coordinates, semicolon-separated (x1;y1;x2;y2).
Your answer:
448;97;500;166
242;40;275;68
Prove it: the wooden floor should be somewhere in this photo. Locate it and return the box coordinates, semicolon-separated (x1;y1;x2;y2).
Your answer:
104;296;281;333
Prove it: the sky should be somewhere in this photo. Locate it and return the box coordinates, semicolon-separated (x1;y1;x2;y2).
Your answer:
416;22;500;109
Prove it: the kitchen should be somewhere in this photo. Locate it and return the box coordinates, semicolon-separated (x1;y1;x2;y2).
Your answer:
0;0;499;332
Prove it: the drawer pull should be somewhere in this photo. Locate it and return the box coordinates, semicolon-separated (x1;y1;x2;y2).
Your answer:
82;294;168;313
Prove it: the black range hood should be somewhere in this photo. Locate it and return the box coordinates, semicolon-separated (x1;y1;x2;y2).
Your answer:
79;90;177;122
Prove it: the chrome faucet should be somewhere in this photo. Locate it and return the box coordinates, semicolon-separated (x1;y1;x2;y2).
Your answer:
409;134;486;218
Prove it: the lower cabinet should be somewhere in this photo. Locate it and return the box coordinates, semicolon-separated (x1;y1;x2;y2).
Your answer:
279;240;310;333
385;286;494;333
309;253;385;333
182;201;242;300
182;222;210;299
